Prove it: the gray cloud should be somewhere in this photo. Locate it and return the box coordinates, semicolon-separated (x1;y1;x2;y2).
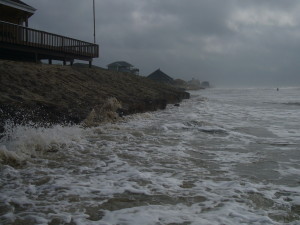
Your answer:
25;0;300;86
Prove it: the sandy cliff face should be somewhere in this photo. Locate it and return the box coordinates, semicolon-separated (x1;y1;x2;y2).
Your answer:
0;60;189;131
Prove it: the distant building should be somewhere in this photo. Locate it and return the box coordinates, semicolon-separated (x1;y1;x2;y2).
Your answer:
187;78;201;86
173;78;187;87
0;0;36;26
107;61;139;75
186;78;202;90
201;81;210;88
147;69;174;84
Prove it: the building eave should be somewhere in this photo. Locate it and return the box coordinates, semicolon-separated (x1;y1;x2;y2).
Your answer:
0;0;36;14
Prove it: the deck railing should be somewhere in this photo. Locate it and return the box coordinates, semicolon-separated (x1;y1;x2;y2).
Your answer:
0;20;99;58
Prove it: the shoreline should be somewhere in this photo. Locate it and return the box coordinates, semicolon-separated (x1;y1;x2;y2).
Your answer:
0;60;190;132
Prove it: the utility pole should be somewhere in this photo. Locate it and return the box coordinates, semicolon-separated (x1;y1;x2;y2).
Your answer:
93;0;96;44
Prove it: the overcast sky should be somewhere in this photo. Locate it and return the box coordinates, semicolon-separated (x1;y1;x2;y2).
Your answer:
25;0;300;86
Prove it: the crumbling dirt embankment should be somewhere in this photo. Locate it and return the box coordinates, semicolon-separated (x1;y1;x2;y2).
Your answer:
0;60;190;131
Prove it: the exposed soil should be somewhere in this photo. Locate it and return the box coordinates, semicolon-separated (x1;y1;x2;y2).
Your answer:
0;60;190;131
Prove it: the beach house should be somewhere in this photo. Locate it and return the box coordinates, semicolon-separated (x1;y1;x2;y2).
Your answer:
0;0;35;26
0;0;99;67
107;61;139;75
147;69;174;84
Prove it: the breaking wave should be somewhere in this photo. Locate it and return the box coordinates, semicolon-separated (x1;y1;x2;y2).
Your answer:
1;88;300;224
0;122;84;166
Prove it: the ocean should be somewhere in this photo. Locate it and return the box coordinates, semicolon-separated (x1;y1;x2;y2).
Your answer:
0;87;300;225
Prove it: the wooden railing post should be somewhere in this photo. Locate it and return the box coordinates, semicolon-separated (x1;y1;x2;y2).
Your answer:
61;36;64;51
0;20;99;60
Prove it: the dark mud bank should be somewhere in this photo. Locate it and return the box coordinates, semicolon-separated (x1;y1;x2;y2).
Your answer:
0;60;190;131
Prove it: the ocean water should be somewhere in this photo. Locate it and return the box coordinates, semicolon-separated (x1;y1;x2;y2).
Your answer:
0;87;300;225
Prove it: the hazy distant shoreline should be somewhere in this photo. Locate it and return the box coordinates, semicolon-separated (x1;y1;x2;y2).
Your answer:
0;60;190;132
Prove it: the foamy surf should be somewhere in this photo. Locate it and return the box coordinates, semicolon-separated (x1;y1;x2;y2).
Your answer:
0;122;84;166
1;87;300;224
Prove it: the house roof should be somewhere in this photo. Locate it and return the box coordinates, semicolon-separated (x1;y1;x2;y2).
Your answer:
147;69;174;83
107;61;133;68
9;0;30;7
0;0;36;14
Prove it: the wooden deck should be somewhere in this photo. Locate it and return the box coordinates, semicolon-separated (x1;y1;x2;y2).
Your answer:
0;20;99;65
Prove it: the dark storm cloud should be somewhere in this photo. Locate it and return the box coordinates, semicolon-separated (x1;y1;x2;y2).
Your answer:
25;0;300;86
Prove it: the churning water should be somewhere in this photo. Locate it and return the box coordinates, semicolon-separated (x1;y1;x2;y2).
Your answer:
1;87;300;225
